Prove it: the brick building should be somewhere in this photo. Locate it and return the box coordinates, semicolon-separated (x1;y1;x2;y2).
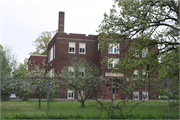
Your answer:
28;11;159;100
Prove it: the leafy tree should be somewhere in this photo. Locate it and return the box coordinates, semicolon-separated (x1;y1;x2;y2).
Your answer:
93;0;179;117
59;57;102;107
25;62;59;109
0;44;18;100
30;30;57;55
97;0;179;79
12;59;28;100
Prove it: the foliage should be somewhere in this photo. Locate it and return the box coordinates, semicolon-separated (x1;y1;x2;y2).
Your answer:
0;44;18;100
12;59;29;100
59;57;102;107
30;30;57;55
159;96;168;100
25;62;59;108
97;0;179;79
169;100;179;108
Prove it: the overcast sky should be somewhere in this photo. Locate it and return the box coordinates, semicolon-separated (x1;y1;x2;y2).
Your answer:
1;0;113;64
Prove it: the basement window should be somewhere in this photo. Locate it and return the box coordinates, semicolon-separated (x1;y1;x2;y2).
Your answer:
67;90;74;99
133;91;139;100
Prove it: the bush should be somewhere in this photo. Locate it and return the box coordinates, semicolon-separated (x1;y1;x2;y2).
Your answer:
170;94;179;100
22;94;28;101
170;100;179;108
160;96;168;100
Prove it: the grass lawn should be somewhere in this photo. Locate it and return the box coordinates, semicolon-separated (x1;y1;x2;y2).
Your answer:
1;99;179;119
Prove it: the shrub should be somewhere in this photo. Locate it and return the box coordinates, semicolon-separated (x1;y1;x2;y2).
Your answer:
22;94;28;101
170;100;179;108
159;96;168;100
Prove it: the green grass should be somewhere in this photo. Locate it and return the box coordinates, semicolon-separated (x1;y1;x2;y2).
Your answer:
1;99;179;119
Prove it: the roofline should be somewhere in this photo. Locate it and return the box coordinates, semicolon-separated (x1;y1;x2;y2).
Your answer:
30;55;47;56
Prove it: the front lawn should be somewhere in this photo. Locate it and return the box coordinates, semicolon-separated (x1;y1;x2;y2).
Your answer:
1;99;179;119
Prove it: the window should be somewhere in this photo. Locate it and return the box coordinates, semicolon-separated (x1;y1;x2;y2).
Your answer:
49;68;55;78
142;91;148;100
108;58;119;69
133;70;139;80
49;47;53;62
79;67;85;77
49;45;55;62
108;43;119;54
142;70;148;80
69;42;75;53
142;48;148;58
29;60;31;65
53;44;55;58
97;43;99;51
79;43;85;54
67;90;74;99
133;49;139;57
68;66;74;77
133;91;139;100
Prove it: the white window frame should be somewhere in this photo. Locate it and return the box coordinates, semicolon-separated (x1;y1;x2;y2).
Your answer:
69;42;75;53
142;48;148;58
108;43;119;54
79;43;86;54
49;45;55;63
67;90;74;99
133;70;139;80
49;47;53;62
142;91;148;100
108;58;119;69
133;91;139;100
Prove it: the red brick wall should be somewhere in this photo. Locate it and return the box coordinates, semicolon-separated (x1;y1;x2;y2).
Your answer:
28;55;47;70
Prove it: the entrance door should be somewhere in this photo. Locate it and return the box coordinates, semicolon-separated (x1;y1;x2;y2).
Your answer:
106;84;121;99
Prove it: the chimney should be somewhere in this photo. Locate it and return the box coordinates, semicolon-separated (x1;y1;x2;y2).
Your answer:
58;11;65;33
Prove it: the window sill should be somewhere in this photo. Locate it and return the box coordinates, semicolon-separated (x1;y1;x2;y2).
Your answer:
69;52;75;54
79;53;86;54
108;52;120;54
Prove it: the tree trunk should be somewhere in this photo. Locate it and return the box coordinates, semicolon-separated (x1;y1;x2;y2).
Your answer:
39;94;41;109
81;100;85;108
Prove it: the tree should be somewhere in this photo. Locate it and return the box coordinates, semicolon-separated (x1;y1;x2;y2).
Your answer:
25;62;59;109
93;0;179;117
59;57;102;107
12;58;28;100
0;44;18;100
30;30;57;55
97;0;179;79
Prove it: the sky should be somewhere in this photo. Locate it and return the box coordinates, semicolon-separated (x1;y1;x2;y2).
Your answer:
0;0;113;64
